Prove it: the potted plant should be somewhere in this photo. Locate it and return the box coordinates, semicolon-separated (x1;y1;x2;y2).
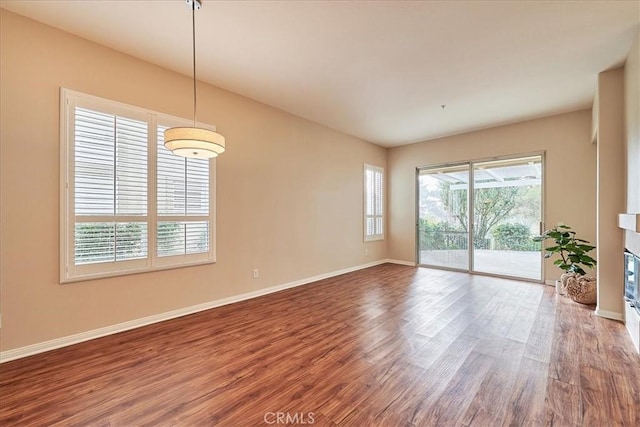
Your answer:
533;224;597;304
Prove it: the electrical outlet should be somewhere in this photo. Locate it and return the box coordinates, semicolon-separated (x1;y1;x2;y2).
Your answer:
364;249;368;256
253;269;259;279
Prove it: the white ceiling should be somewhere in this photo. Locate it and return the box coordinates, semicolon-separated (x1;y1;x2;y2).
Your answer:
1;0;639;147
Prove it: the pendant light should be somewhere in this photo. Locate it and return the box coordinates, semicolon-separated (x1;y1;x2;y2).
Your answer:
164;0;225;159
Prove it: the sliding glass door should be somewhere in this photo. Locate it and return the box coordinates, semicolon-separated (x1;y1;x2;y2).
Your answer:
471;156;542;280
417;164;469;270
417;154;543;281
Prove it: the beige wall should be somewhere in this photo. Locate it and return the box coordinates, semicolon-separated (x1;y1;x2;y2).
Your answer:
1;8;633;355
596;68;626;317
388;110;597;282
624;30;640;256
0;11;387;352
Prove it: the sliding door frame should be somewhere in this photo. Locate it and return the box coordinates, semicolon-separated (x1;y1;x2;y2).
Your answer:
416;151;546;283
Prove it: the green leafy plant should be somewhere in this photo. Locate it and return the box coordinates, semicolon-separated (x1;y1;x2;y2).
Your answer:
533;224;596;276
492;223;541;251
418;218;467;250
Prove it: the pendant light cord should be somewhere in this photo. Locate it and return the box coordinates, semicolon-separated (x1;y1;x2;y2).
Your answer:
192;0;197;127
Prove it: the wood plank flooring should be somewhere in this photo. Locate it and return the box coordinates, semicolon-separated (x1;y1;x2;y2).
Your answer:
1;264;639;426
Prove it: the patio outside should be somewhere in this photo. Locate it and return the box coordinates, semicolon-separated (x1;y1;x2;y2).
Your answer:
420;249;541;280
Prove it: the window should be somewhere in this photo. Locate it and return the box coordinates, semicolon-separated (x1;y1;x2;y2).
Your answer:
364;164;384;241
60;89;216;282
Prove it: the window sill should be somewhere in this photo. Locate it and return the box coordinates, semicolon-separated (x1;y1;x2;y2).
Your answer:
61;258;216;284
364;236;385;243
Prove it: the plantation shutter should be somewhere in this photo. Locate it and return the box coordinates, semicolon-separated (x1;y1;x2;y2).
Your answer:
73;107;148;265
364;164;384;241
157;126;210;257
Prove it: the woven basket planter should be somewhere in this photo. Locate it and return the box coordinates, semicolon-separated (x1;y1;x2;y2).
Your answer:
562;272;597;305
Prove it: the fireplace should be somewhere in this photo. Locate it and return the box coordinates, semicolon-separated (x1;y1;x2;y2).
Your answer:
620;213;640;353
624;250;640;353
624;250;640;315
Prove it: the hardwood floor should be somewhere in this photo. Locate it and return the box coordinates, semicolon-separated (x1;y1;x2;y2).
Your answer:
1;264;639;426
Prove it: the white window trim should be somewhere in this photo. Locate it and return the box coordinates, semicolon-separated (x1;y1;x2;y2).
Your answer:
60;88;217;283
364;163;384;242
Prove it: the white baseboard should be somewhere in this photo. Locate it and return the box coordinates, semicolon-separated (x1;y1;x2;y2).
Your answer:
595;307;624;321
1;259;392;363
385;259;416;266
